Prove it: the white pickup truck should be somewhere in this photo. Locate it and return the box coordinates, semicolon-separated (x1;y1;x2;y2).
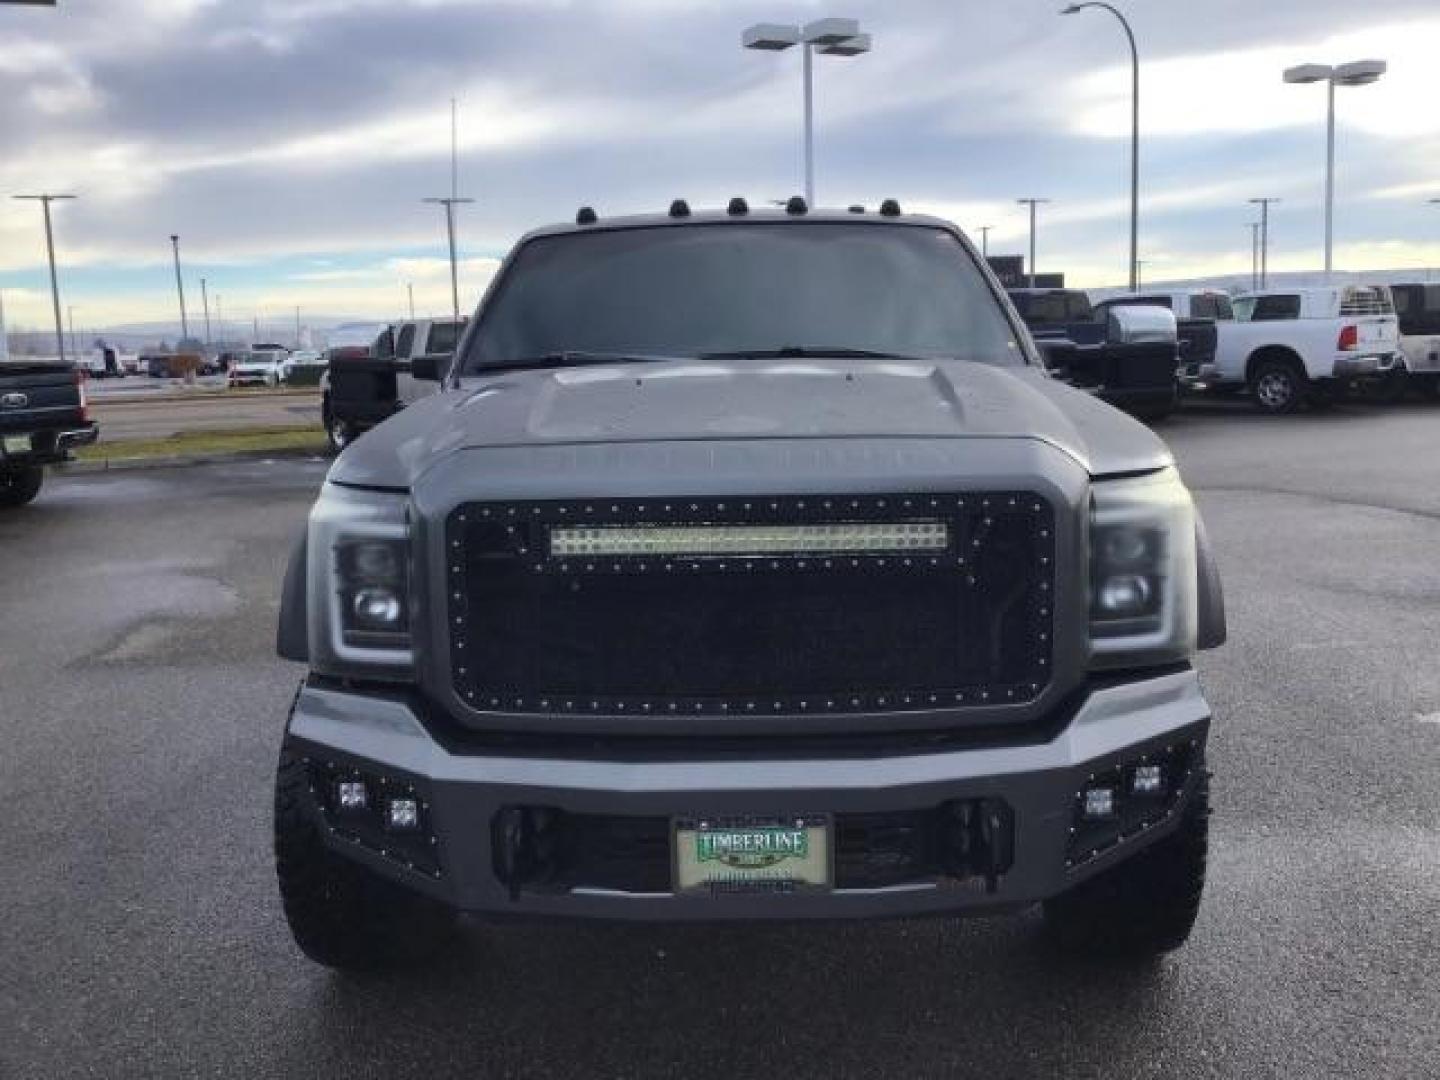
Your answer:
1207;286;1400;413
1387;283;1440;400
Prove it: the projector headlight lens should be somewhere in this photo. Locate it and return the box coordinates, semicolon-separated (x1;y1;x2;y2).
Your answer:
308;483;414;664
1089;468;1197;668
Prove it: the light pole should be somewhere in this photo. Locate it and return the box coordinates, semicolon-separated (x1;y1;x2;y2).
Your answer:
422;197;474;324
12;194;76;364
200;277;212;349
1249;222;1261;291
407;282;415;319
1283;60;1386;279
169;234;190;342
1249;197;1279;289
978;225;992;258
67;305;77;357
215;293;224;345
1061;2;1139;291
1017;198;1050;287
743;18;872;207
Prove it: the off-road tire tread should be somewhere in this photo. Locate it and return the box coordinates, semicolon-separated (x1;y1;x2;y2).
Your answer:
1043;770;1210;958
274;749;453;971
0;466;44;508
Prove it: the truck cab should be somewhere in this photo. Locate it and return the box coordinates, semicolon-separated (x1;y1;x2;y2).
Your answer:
275;203;1225;971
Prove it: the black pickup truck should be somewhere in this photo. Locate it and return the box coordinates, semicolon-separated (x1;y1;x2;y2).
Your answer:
1007;288;1215;422
0;362;98;507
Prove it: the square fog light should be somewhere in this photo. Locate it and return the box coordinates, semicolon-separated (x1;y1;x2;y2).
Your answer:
1131;764;1165;796
385;797;420;831
336;780;369;812
1081;786;1116;820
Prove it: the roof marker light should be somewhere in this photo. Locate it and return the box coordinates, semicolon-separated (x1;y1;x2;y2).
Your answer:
880;198;902;217
575;206;598;225
727;197;749;216
786;195;808;215
669;199;691;218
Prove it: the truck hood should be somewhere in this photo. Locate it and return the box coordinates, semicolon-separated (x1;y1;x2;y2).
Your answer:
328;358;1173;489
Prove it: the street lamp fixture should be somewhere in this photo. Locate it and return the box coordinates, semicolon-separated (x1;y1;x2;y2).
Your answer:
1283;59;1387;278
743;17;873;206
1060;2;1140;291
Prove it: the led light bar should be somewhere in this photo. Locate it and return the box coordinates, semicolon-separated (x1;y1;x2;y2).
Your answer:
549;521;949;558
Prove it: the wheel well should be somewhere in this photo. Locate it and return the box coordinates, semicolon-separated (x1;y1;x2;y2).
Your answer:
1246;346;1304;385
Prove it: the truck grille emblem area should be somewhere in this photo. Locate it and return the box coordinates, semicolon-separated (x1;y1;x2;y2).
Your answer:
445;492;1056;716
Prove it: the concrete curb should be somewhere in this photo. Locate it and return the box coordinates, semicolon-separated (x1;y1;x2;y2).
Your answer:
59;445;330;475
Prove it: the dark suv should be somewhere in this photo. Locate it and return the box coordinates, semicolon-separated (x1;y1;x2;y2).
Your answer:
274;201;1226;970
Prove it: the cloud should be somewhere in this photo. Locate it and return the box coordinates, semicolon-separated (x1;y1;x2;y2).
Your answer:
2;0;1438;325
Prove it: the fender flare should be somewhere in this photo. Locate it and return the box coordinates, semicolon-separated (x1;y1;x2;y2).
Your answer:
1195;512;1227;650
276;530;309;662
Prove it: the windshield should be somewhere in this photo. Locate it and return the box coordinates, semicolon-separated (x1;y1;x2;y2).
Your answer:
461;222;1023;372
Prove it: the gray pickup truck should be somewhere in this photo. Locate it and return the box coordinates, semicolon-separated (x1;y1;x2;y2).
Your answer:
0;361;97;507
274;201;1226;970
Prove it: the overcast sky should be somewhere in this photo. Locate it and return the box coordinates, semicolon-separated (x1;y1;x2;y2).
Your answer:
1;0;1438;333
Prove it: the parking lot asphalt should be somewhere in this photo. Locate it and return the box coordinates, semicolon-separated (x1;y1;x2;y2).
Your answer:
2;401;1438;1079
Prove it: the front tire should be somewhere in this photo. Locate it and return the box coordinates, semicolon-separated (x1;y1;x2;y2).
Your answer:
0;466;44;508
274;749;455;971
1043;770;1210;959
324;408;356;455
1251;359;1306;414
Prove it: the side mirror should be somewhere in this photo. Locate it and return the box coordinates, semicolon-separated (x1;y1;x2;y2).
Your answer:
410;353;446;382
1105;305;1178;346
1032;336;1078;377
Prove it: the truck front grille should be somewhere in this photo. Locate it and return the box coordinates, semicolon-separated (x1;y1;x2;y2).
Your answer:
444;492;1054;717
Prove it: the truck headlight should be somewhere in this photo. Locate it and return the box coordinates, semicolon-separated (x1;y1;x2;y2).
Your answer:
1089;468;1197;668
308;483;414;665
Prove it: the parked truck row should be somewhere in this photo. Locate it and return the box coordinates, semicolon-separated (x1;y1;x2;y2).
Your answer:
1008;281;1428;416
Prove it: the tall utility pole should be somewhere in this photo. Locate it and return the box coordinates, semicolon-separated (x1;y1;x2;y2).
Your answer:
1135;260;1146;289
1249;198;1279;288
1016;198;1050;287
978;225;992;258
1249;222;1261;291
295;306;302;349
215;294;224;344
407;282;415;319
253;314;259;340
1061;2;1140;290
169;234;189;341
423;98;474;323
67;305;77;357
200;278;212;348
12;194;76;364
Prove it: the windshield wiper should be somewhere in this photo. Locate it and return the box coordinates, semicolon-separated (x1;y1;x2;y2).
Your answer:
698;345;939;363
474;351;682;374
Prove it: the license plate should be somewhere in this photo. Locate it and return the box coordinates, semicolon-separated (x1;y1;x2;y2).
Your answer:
674;815;831;895
2;434;32;455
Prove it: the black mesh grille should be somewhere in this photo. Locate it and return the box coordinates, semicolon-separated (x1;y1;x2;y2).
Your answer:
445;492;1054;716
